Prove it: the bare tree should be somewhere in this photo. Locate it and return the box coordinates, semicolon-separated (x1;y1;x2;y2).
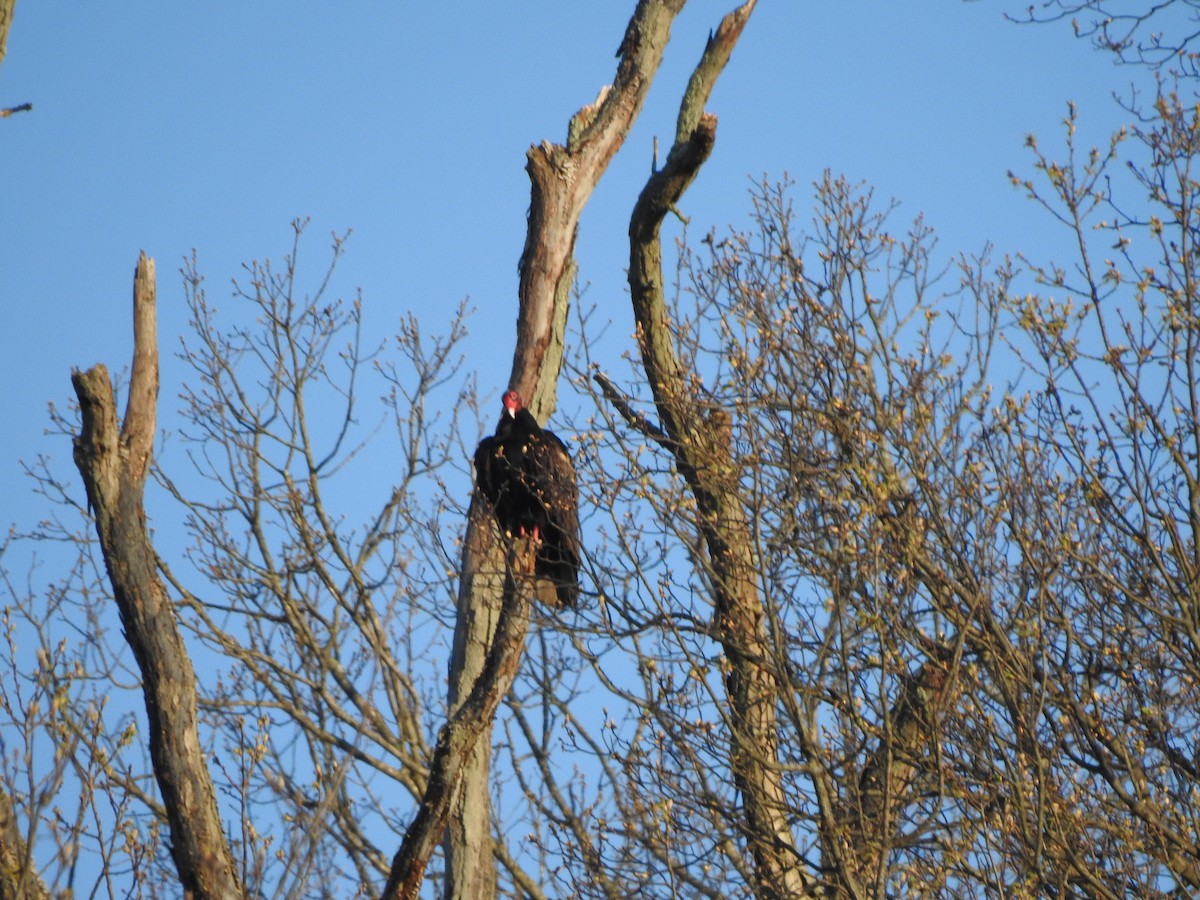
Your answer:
2;2;761;897
1013;0;1200;74
989;90;1200;894
542;77;1200;900
8;3;1200;899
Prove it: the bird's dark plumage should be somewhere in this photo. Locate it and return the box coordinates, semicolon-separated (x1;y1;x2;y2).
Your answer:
474;391;581;605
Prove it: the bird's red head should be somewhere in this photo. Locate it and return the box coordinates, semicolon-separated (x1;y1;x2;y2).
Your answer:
502;390;523;417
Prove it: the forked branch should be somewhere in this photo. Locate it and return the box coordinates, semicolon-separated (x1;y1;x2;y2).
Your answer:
71;254;243;899
624;2;814;896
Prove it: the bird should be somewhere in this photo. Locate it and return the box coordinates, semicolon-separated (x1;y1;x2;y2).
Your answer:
474;390;581;606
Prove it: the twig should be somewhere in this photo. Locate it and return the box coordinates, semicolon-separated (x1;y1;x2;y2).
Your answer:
593;370;670;445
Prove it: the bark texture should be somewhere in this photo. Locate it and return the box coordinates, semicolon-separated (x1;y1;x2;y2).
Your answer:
440;505;503;900
71;255;243;900
625;3;812;895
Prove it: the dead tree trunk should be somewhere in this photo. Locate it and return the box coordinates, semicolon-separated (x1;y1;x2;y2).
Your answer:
396;3;693;896
623;3;814;895
439;502;504;900
71;255;244;900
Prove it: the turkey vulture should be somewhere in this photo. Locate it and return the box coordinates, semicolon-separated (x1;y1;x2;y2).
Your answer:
474;391;581;605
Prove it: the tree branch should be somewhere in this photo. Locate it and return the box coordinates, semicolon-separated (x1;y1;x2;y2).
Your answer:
625;3;814;896
71;255;243;899
124;254;157;481
512;0;687;418
592;370;670;445
0;0;14;71
381;538;535;900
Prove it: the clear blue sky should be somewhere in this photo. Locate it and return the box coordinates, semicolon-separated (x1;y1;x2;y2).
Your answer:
2;2;1121;544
